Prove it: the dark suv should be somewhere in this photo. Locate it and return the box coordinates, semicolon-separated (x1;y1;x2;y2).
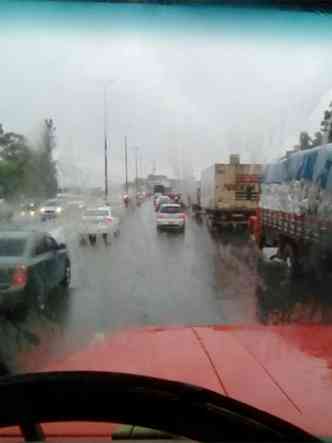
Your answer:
0;229;71;312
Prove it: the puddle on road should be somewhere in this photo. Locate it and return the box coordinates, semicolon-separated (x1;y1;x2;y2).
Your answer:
210;228;332;326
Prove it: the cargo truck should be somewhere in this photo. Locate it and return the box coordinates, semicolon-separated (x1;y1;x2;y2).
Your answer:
153;184;165;195
250;144;332;277
200;155;262;230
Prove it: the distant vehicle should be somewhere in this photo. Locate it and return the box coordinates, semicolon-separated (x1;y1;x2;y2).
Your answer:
19;202;39;218
67;200;85;210
170;193;183;206
153;184;165;195
201;155;262;231
136;192;145;203
79;206;120;246
156;203;186;232
155;195;171;212
191;187;201;213
123;193;129;207
153;192;162;206
40;199;64;221
0;229;70;312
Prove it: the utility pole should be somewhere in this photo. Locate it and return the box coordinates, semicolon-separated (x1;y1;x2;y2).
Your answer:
124;136;128;194
135;147;139;196
104;85;109;201
140;155;143;180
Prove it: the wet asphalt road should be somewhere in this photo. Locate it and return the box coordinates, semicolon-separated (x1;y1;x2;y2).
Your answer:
2;198;332;372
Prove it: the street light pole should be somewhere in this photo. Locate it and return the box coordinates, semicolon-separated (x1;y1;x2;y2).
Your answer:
124;136;128;194
140;155;143;180
104;85;109;201
135;147;139;196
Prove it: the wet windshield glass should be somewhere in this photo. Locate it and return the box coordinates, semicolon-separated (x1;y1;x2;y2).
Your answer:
43;201;58;207
0;238;26;257
1;0;332;439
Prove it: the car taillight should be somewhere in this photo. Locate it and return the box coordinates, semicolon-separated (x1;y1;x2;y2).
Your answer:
12;266;28;288
158;214;166;218
177;213;186;219
105;216;113;224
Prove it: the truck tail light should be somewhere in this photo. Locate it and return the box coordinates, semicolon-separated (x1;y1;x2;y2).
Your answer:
12;265;28;289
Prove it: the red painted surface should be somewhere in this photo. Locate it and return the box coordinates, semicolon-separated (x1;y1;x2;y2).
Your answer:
232;325;332;436
250;209;262;246
41;327;225;394
2;324;332;438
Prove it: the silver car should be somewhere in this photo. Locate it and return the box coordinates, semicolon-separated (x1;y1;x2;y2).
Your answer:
156;204;186;232
79;206;120;246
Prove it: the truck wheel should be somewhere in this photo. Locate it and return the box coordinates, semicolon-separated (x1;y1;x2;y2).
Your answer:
102;233;110;246
284;244;302;277
27;273;47;312
89;235;97;246
310;247;328;282
60;259;71;288
206;217;215;232
79;237;87;247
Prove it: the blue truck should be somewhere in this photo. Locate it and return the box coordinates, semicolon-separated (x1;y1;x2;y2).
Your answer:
254;144;332;278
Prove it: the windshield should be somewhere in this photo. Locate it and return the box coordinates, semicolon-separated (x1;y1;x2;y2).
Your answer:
1;0;332;440
0;238;26;257
160;206;181;214
43;200;58;207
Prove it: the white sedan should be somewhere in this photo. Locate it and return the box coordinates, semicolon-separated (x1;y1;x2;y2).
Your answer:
156;203;186;232
40;199;64;221
79;206;120;246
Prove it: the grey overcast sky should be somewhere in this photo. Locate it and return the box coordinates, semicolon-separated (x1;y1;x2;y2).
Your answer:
1;1;332;187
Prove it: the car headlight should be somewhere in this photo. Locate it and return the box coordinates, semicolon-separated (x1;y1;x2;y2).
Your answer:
30;210;35;216
56;207;62;213
40;207;45;213
21;211;26;216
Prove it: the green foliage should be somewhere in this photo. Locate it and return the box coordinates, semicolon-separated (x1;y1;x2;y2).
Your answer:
312;131;323;148
299;131;312;151
0;160;19;197
320;102;332;143
291;104;332;153
0;120;58;199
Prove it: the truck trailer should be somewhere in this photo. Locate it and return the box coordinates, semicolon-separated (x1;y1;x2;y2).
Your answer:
251;144;332;277
200;155;263;230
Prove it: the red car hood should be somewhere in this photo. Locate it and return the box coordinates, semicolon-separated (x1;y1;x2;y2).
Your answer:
7;324;332;438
